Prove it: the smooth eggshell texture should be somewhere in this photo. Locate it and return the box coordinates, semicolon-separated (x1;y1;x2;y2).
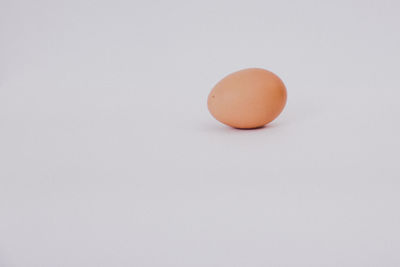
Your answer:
207;68;287;129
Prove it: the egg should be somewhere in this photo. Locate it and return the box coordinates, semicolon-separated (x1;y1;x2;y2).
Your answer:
207;68;287;129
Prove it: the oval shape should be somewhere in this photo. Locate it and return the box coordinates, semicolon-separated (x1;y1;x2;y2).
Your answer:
207;68;287;129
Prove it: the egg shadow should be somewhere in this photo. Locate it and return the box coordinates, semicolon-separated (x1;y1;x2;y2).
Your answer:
233;125;267;130
202;120;281;133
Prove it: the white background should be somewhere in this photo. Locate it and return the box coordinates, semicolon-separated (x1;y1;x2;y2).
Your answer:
1;0;400;266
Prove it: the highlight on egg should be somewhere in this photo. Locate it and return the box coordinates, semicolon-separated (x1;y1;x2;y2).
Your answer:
207;68;287;129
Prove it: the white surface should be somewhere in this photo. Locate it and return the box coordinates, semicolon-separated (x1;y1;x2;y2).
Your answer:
1;0;400;266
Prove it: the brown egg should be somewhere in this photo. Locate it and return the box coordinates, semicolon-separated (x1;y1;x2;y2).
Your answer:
207;68;287;129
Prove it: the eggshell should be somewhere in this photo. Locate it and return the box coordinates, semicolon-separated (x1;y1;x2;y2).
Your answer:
207;68;287;129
